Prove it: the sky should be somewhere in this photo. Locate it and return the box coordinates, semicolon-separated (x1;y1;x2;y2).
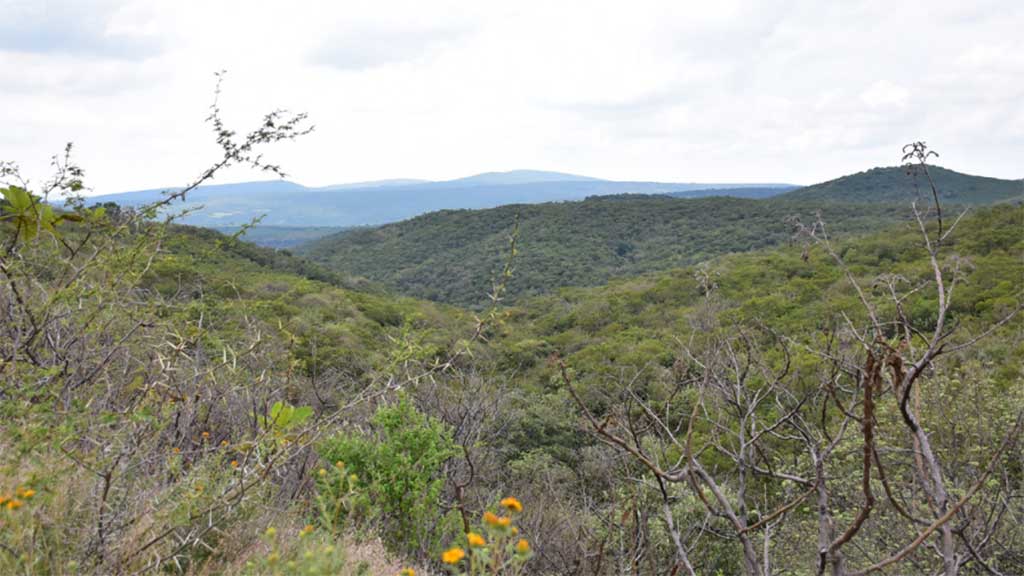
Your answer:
1;0;1022;194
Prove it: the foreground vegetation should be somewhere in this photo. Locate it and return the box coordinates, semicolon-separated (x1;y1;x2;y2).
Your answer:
2;112;1021;576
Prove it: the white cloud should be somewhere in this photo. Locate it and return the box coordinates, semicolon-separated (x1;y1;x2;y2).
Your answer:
1;0;1021;194
860;81;910;110
0;0;162;58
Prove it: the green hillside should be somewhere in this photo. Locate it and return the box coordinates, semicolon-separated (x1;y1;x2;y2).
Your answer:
299;166;1022;307
297;196;903;306
779;165;1022;204
496;205;1024;382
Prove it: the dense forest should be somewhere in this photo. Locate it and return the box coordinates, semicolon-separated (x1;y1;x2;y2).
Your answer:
299;165;1022;308
2;117;1022;576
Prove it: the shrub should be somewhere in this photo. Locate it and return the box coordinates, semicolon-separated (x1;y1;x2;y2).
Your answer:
318;396;457;556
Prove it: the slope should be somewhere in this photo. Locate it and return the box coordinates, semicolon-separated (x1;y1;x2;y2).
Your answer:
298;195;906;307
299;165;1022;307
493;204;1024;392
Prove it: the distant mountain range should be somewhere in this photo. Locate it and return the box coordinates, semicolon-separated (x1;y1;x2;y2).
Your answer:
85;170;797;228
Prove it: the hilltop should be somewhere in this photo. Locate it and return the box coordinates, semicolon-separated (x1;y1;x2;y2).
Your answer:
779;165;1022;204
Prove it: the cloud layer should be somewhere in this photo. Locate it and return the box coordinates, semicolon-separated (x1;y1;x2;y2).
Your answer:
1;0;1021;193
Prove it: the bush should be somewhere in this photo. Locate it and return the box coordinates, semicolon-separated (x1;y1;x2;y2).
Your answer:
318;396;458;556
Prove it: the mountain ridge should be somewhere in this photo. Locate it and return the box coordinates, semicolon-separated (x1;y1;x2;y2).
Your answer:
82;170;799;228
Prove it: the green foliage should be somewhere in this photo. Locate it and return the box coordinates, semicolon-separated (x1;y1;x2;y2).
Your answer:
314;461;370;536
260;401;314;445
318;397;458;555
298;195;912;307
0;186;93;241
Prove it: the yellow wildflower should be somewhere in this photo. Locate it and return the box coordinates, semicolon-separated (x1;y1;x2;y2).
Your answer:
299;524;314;537
399;570;415;576
484;510;511;529
442;547;466;565
516;539;530;554
230;460;239;468
500;496;523;513
7;499;23;511
467;532;486;547
172;447;181;454
318;468;327;477
201;431;210;439
335;460;345;469
221;440;230;447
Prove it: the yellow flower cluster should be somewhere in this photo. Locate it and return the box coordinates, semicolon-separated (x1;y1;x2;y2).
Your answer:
442;547;466;564
440;496;532;573
500;497;522;513
483;510;514;530
1;486;36;511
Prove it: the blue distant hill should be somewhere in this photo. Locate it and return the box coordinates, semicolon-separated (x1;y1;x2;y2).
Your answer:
84;170;796;228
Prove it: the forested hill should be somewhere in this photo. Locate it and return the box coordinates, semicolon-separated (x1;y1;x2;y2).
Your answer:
779;165;1022;204
493;204;1024;391
298;165;1022;307
297;196;906;307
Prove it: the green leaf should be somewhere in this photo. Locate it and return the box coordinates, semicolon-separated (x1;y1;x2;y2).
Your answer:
2;186;32;211
291;406;313;427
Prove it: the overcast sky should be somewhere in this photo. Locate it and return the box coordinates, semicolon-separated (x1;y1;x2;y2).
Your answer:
2;0;1022;194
